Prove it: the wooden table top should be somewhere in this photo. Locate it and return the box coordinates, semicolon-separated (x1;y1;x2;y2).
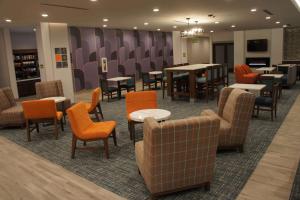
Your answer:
165;64;221;71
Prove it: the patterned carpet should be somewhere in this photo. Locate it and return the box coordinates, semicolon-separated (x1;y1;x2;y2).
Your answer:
290;161;300;200
1;82;299;200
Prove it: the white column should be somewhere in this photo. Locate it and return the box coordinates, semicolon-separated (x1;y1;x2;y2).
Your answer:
271;28;283;65
36;22;75;102
234;31;245;66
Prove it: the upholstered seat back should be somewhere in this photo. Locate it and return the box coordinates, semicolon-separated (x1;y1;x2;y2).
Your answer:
22;100;58;120
141;116;220;194
218;88;255;146
35;80;64;98
0;87;16;112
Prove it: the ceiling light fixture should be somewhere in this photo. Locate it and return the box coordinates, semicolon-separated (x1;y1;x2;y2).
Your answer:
103;24;107;28
5;19;12;23
144;22;149;26
291;0;300;12
231;25;236;28
173;25;177;29
103;18;109;22
133;26;138;30
157;28;161;31
283;24;288;28
181;18;204;38
251;8;257;12
276;21;280;24
215;21;220;24
266;16;271;20
33;28;37;32
90;0;98;2
210;30;214;33
153;8;159;12
41;13;48;18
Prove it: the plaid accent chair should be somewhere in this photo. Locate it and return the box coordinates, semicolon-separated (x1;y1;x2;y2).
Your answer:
135;116;220;198
0;87;24;127
201;87;255;152
35;80;71;112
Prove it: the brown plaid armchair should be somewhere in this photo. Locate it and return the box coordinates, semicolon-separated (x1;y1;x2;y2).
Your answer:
201;87;255;152
0;87;24;127
135;116;220;198
35;80;71;112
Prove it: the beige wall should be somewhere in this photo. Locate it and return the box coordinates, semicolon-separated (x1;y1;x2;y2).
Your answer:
212;31;234;43
172;31;188;65
187;37;210;64
234;28;284;66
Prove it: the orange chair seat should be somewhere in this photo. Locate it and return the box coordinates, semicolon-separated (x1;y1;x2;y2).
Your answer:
80;121;117;140
244;73;258;78
83;102;93;112
56;111;63;120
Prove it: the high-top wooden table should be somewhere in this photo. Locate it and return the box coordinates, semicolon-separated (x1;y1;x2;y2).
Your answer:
165;64;221;102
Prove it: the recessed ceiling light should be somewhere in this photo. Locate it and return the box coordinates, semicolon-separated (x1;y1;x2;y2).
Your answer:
33;28;37;32
5;19;12;23
215;21;220;24
276;21;280;24
231;25;236;28
173;25;177;29
283;24;288;28
103;24;107;28
103;18;109;22
41;13;48;18
144;22;149;26
153;8;159;12
266;16;271;20
210;30;214;33
90;0;98;2
157;28;161;31
133;26;138;30
251;8;257;12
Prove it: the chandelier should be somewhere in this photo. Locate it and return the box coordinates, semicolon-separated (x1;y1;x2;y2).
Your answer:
180;18;204;38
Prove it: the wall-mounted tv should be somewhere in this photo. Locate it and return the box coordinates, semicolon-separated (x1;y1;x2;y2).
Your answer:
247;39;268;52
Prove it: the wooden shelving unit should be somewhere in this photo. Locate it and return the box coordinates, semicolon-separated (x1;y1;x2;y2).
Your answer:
13;49;41;97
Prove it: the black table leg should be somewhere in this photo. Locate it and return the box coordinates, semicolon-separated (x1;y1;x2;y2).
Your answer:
117;81;121;99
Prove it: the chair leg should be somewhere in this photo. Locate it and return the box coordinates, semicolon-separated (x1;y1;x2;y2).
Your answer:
26;120;31;142
112;128;117;146
103;138;109;159
257;106;260;117
60;119;64;131
204;182;211;191
128;121;133;140
35;123;39;133
162;82;165;99
83;141;87;146
71;135;77;159
94;110;100;121
97;104;104;120
54;119;59;140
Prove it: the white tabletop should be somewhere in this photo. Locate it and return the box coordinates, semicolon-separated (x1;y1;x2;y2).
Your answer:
256;67;276;71
277;64;296;67
261;74;284;78
129;109;171;123
149;71;163;75
41;96;66;103
165;64;221;71
229;84;266;91
107;77;131;82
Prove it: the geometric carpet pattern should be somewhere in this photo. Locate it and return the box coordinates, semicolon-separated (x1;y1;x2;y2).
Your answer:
0;83;299;200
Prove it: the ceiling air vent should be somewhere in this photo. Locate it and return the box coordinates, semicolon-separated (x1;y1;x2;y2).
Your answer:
40;3;89;11
263;9;274;15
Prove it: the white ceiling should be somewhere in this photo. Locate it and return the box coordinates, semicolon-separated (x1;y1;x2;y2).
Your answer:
0;0;299;32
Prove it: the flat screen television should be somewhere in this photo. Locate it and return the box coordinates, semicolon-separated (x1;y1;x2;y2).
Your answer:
247;39;268;52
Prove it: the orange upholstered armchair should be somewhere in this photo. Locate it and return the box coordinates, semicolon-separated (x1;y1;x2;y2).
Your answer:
67;103;117;159
125;91;157;141
22;100;64;142
234;64;259;84
83;88;104;121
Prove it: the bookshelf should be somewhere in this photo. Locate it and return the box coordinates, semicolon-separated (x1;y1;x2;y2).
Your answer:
13;49;41;97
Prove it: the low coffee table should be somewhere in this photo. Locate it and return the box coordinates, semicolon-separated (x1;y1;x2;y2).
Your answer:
129;109;171;144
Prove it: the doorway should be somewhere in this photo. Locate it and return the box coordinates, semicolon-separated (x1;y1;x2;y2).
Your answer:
213;42;234;72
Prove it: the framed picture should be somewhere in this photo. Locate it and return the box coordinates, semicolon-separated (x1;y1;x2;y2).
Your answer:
101;57;108;73
55;47;68;68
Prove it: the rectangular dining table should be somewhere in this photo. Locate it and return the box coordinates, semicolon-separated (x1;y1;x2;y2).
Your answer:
165;64;221;102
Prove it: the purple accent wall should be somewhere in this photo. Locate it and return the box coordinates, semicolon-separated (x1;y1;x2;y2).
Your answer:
69;27;173;91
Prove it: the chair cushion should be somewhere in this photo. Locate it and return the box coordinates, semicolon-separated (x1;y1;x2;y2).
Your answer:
196;77;207;83
244;73;258;78
83;102;92;112
82;121;116;140
255;96;273;107
107;87;118;92
144;79;156;84
0;90;12;111
0;105;24;126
